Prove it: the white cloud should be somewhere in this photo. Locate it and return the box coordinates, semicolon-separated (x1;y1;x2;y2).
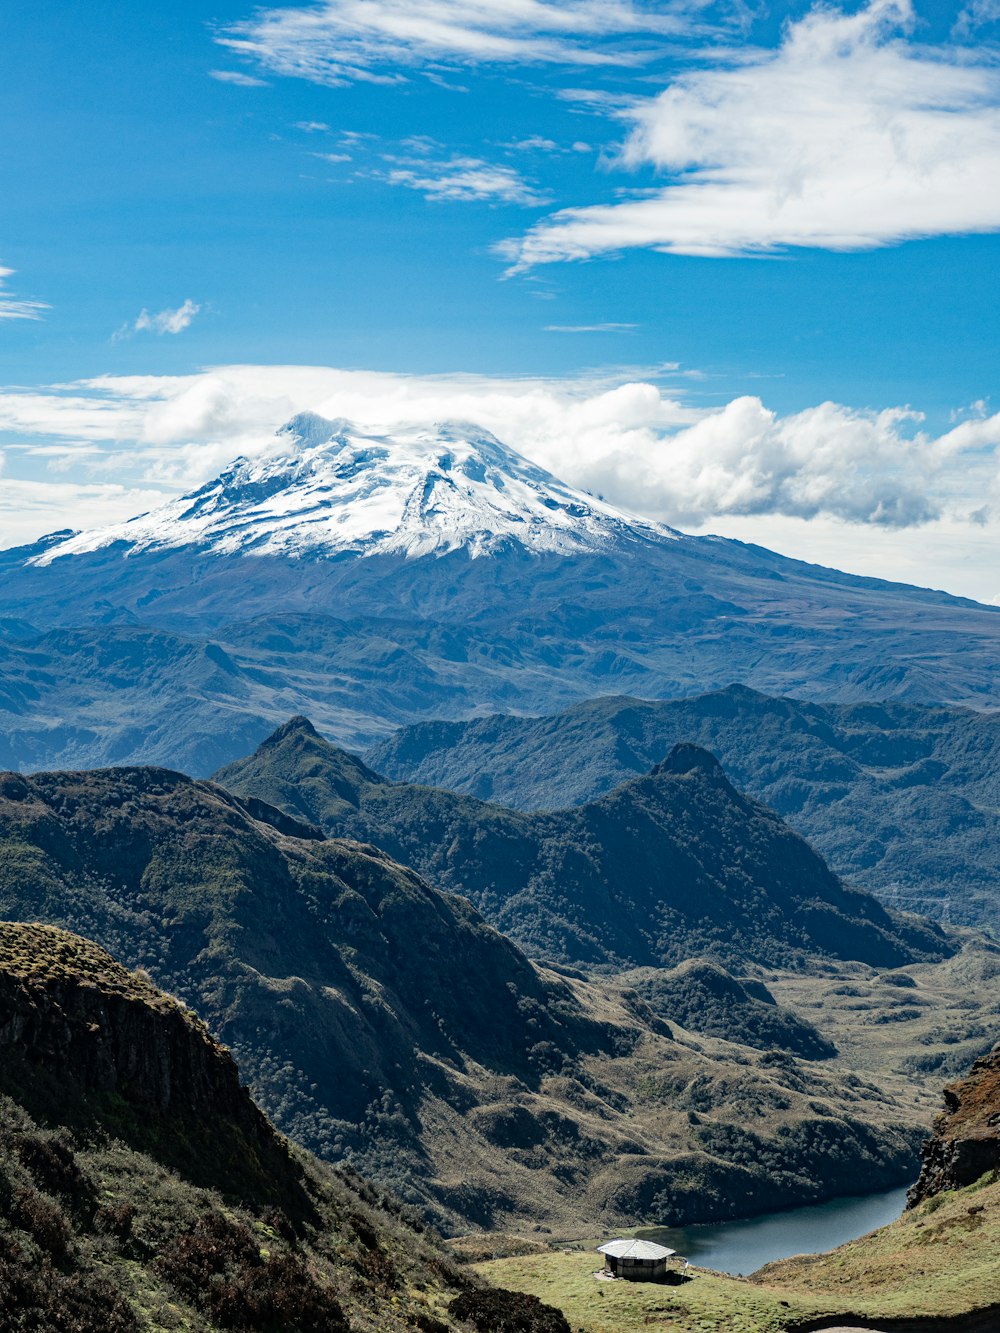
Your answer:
545;322;637;332
209;68;269;86
506;135;596;156
954;0;1000;35
0;479;171;548
6;364;1000;600
509;136;561;153
598;396;976;528
3;362;999;524
502;0;1000;268
116;300;202;340
380;154;548;205
681;510;1000;604
0;266;49;322
293;120;331;131
217;0;699;86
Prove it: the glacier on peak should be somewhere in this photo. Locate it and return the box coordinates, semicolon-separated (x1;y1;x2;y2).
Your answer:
31;415;677;565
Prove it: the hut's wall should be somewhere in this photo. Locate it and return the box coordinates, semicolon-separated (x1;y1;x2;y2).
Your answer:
618;1257;666;1282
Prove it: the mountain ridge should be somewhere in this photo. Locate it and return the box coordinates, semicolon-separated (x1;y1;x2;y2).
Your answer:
215;716;949;972
0;761;941;1233
367;683;1000;936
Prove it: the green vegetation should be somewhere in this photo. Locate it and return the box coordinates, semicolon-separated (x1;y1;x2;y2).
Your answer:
475;1176;1000;1332
216;718;947;971
475;1041;1000;1330
626;960;835;1059
475;1250;816;1332
0;762;989;1236
760;1175;1000;1323
369;683;1000;938
0;923;477;1332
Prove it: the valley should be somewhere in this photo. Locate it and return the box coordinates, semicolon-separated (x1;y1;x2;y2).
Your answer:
0;747;994;1246
1;417;998;1330
475;1048;1000;1331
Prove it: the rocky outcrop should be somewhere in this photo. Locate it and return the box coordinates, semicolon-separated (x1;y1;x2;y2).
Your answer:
0;922;305;1208
0;919;479;1332
907;1043;1000;1206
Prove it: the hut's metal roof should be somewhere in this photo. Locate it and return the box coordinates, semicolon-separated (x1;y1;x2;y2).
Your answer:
597;1238;675;1260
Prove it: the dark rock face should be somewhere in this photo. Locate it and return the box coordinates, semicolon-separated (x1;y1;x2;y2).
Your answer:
908;1045;1000;1207
0;922;303;1207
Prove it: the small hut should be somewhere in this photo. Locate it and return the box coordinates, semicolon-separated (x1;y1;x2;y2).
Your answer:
597;1238;675;1281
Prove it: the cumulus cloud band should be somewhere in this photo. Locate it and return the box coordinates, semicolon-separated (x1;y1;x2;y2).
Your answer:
0;364;997;533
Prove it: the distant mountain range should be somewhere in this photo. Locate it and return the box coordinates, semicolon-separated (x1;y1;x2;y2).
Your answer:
369;684;1000;937
216;716;947;972
1;415;1000;772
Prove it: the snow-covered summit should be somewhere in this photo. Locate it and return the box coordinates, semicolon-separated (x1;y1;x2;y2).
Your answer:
33;414;676;564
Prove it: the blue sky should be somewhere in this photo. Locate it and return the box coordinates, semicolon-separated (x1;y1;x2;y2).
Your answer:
4;0;1000;598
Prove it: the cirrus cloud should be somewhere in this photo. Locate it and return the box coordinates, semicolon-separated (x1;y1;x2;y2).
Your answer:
380;153;549;205
0;266;49;322
217;0;702;86
209;68;269;86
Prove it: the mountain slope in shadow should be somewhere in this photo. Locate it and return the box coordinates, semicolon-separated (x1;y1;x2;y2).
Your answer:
216;717;948;972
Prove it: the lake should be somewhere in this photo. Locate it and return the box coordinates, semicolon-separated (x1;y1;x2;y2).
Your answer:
634;1184;910;1277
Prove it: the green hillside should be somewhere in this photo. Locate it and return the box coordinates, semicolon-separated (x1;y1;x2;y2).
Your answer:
0;766;958;1234
369;684;1000;936
476;1042;1000;1331
0;921;478;1332
216;718;947;971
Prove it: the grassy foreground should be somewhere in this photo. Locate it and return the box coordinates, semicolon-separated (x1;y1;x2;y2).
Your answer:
474;1175;1000;1332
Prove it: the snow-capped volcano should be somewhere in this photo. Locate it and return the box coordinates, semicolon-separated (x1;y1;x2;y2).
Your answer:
34;414;675;565
5;409;1000;777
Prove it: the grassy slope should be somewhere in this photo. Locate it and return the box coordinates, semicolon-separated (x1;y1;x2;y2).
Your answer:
473;1026;1000;1330
474;1176;1000;1333
0;922;472;1333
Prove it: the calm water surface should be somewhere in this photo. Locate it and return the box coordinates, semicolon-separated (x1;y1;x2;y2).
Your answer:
635;1185;909;1277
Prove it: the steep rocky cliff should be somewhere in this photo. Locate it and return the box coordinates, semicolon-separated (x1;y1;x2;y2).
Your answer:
0;921;483;1332
0;921;301;1207
908;1044;1000;1206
